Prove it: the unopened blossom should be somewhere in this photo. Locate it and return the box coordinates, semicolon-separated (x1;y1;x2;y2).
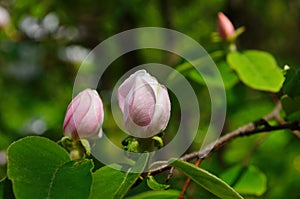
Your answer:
63;89;104;139
217;12;235;40
118;70;171;138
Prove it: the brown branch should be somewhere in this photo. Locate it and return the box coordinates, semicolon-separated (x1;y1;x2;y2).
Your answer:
150;102;300;175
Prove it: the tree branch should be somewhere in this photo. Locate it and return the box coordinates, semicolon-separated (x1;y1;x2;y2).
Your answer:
150;102;300;175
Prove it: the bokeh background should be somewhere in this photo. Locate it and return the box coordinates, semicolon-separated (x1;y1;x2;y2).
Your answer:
0;0;300;198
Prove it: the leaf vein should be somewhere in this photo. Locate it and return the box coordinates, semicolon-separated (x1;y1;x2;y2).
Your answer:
46;163;65;199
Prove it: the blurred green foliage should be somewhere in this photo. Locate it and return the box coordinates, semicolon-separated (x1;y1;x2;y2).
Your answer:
0;0;300;198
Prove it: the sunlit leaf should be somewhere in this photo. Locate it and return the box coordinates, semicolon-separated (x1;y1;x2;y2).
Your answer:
227;50;284;92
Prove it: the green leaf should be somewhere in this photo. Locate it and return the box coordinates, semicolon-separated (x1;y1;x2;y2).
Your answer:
281;95;300;121
227;50;284;92
90;153;149;199
89;164;125;199
7;136;93;199
126;190;181;199
146;176;170;191
47;160;93;199
171;159;243;199
220;165;267;196
282;67;300;97
286;111;300;122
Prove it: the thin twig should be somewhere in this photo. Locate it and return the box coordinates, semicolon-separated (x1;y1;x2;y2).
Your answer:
183;121;299;161
150;102;300;175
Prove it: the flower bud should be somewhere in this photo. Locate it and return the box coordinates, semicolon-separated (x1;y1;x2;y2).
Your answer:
63;89;104;139
118;70;171;138
217;12;235;40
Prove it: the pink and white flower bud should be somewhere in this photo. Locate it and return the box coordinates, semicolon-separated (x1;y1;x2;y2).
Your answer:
118;70;171;138
63;89;104;139
217;12;235;40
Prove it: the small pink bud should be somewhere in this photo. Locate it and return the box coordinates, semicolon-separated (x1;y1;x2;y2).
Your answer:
217;12;235;40
118;70;171;138
63;89;104;139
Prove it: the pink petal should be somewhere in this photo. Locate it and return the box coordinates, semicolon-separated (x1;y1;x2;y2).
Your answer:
147;85;171;134
63;89;104;139
128;82;156;126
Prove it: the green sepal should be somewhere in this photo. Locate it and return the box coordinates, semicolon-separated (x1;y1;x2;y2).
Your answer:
79;139;91;156
122;136;139;153
59;136;91;160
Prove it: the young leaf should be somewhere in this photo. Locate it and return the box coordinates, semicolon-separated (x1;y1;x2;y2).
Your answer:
90;153;149;199
220;165;267;196
146;176;170;191
171;159;244;199
7;136;93;199
227;50;284;92
126;190;181;199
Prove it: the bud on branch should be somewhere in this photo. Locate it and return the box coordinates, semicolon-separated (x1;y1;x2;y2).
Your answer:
63;89;104;139
118;70;171;138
